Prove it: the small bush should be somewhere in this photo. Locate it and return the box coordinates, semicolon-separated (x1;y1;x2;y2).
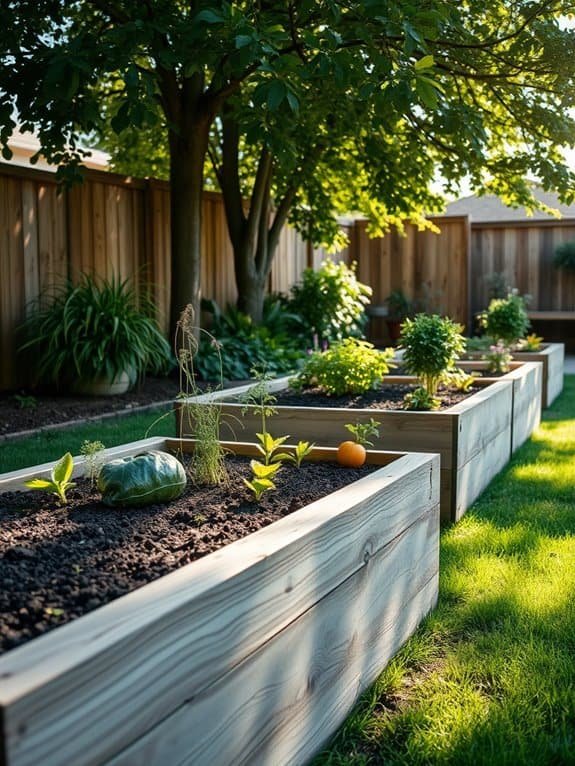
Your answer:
291;338;394;396
480;291;530;346
553;241;575;272
289;259;371;346
400;314;465;396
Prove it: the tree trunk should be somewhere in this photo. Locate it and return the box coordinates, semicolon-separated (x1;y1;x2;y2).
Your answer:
168;122;209;340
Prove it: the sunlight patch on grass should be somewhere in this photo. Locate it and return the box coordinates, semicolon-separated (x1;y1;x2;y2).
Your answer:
315;376;575;766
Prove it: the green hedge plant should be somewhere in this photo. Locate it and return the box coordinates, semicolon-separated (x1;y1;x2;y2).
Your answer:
400;314;466;409
291;338;394;396
20;275;173;391
289;259;371;346
553;241;575;272
479;291;530;346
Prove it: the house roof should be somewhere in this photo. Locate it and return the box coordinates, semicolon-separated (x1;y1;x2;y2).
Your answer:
443;188;575;222
8;129;109;171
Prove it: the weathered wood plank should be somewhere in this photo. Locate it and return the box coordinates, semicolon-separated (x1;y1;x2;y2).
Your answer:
0;440;439;766
107;508;439;766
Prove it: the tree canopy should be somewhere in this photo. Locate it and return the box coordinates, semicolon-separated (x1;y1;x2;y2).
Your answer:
2;1;575;326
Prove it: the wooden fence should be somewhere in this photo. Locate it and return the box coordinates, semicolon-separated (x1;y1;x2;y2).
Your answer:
470;219;575;318
2;157;575;392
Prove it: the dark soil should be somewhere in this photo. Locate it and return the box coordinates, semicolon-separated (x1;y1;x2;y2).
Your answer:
274;382;478;410
0;375;248;438
0;455;374;655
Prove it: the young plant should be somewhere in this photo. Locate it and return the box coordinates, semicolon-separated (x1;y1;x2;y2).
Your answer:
479;290;530;347
286;440;315;468
403;386;441;411
337;418;380;468
243;460;281;501
80;440;106;487
400;314;465;401
290;338;395;396
446;369;478;393
176;305;228;486
12;392;37;410
24;452;76;504
484;342;513;374
518;333;543;352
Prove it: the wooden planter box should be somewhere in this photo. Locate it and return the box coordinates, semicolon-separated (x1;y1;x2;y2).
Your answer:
0;438;440;766
464;343;564;409
177;378;514;523
455;361;542;453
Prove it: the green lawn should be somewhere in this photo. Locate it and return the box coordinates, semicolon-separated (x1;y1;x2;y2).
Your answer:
315;376;575;766
0;406;175;474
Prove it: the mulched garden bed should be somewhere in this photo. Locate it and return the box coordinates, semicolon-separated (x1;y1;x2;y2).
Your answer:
0;455;374;655
274;382;479;410
0;375;249;438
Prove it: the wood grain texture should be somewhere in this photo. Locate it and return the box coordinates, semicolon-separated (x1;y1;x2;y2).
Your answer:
107;507;439;766
0;439;439;766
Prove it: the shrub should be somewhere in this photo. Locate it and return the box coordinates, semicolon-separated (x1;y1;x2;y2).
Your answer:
400;314;465;396
480;291;530;346
553;241;575;272
20;275;173;389
289;259;371;346
194;298;305;381
291;338;394;396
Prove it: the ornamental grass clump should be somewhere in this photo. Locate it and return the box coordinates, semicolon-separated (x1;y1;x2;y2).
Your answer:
19;275;173;390
290;338;395;396
479;290;530;347
400;314;465;410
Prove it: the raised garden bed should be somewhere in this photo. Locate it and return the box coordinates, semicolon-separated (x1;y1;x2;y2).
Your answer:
0;437;439;766
464;343;564;409
177;377;514;523
455;361;542;453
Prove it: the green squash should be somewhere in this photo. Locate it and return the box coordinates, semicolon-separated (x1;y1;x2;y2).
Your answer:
98;450;187;507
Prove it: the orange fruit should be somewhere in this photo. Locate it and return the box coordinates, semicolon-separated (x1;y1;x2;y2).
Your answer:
337;441;367;468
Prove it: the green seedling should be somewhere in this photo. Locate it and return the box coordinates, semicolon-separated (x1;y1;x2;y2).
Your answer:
344;418;380;447
244;459;281;501
286;440;315;468
25;451;76;503
80;439;106;487
403;386;441;411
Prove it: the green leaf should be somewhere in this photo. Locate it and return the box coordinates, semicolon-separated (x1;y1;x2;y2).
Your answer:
235;34;254;49
416;78;438;109
267;81;286;110
52;452;74;484
195;9;223;24
24;478;54;490
250;460;281;479
414;55;434;71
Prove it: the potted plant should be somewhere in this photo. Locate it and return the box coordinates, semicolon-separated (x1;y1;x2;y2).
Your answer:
19;275;173;395
384;289;414;343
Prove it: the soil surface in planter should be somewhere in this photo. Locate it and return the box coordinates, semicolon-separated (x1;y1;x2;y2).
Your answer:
273;383;478;410
0;456;374;655
0;376;249;438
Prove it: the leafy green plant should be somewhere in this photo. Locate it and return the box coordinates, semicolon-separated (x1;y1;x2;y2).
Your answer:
19;275;173;390
400;314;466;398
553;240;575;272
517;333;544;352
291;339;395;396
289;259;371;346
484;342;513;374
446;369;478;392
176;305;228;486
479;291;530;346
241;371;313;500
194;298;305;382
12;392;37;410
24;452;76;503
80;439;106;487
403;386;441;411
344;419;380;447
243;459;281;501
